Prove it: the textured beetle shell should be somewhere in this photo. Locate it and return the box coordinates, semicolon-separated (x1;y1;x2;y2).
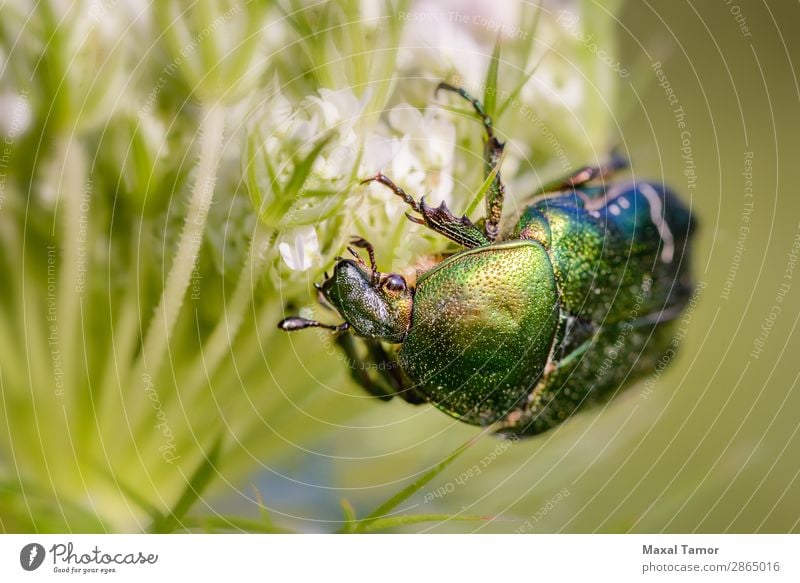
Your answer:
516;182;695;323
399;241;559;425
496;180;697;436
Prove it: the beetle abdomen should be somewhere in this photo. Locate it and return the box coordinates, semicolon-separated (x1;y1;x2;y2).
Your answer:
399;241;559;425
499;315;679;437
516;181;695;323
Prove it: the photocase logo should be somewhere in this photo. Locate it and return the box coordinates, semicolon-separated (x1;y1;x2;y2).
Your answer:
19;543;46;571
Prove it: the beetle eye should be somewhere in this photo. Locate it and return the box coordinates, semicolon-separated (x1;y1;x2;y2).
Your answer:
384;274;407;292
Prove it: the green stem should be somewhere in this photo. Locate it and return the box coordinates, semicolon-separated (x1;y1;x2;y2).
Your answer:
136;226;274;447
95;250;143;437
181;227;273;407
54;135;89;439
127;102;226;420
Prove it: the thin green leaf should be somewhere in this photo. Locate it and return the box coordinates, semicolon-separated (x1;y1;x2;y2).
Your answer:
517;0;542;81
496;53;548;120
483;36;501;119
275;2;307;37
297;188;339;198
354;433;485;532
464;152;504;218
284;133;335;197
251;484;277;531
179;515;293;534
495;3;545;120
227;3;268;89
148;433;224;533
245;128;284;211
339;498;357;533
360;513;492;533
284;196;349;225
260;133;335;226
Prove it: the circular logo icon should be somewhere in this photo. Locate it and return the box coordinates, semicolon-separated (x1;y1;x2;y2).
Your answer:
19;543;46;571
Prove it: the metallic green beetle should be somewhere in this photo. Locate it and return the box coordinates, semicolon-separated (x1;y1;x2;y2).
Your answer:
279;83;696;437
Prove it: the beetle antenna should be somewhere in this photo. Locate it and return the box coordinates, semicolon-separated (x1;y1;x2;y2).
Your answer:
278;317;349;333
347;246;368;268
349;237;378;284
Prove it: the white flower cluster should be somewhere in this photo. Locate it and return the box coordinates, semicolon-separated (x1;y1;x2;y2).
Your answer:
256;0;621;273
262;88;458;273
256;85;368;187
363;104;457;219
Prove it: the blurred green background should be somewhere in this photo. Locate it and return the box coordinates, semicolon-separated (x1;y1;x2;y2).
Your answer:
247;1;800;533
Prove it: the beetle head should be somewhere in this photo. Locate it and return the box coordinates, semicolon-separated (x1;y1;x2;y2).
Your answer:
320;258;412;343
277;239;413;343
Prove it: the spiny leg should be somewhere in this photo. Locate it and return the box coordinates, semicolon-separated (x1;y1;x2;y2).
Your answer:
496;310;679;438
534;151;629;196
361;172;488;248
280;317;402;402
436;82;506;242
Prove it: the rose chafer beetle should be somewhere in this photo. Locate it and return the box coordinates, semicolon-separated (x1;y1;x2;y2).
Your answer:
279;83;696;437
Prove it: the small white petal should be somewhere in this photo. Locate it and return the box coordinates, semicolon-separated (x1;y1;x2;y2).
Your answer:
279;227;320;272
388;104;422;134
361;136;401;173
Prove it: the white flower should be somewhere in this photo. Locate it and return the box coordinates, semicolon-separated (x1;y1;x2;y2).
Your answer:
310;89;363;128
313;141;357;181
256;86;369;186
278;226;321;272
391;136;427;190
398;10;487;90
416;107;456;168
360;102;457;222
268;88;295;137
361;135;402;173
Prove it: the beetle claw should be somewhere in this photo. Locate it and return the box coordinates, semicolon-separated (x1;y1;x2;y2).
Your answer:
359;171;383;186
405;212;425;225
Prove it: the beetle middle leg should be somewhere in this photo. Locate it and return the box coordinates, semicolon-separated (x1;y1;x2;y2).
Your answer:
436;82;506;242
533;151;629;196
336;333;426;405
496;311;678;438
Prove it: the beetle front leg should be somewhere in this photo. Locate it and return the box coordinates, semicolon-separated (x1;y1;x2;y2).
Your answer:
361;172;489;249
336;333;426;405
436;82;506;242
